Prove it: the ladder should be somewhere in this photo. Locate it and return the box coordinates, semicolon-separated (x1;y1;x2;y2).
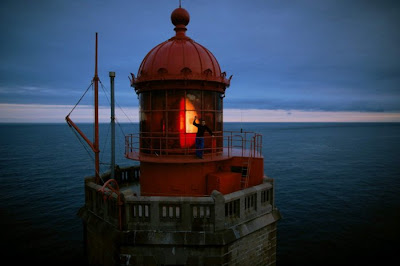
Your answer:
241;157;251;189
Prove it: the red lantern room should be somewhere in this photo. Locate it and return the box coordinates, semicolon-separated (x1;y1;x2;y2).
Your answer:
132;7;230;152
126;7;264;197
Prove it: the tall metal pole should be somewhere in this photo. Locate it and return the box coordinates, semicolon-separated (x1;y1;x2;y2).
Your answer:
94;32;100;183
109;71;116;179
65;32;101;183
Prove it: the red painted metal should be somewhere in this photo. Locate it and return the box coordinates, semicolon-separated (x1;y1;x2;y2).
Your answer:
65;116;96;151
125;132;262;161
131;7;232;94
207;172;242;195
98;179;123;230
126;7;264;196
65;33;100;184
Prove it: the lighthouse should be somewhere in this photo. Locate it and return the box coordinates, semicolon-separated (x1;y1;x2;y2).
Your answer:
127;7;236;197
78;6;280;266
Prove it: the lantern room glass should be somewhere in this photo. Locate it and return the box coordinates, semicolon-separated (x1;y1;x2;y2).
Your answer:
139;90;223;155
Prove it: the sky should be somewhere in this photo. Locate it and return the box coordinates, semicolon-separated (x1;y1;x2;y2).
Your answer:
0;0;400;122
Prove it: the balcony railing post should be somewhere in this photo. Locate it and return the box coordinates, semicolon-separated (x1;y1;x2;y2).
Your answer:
181;201;192;231
228;136;231;157
130;134;133;153
211;190;225;231
150;199;160;228
125;135;127;155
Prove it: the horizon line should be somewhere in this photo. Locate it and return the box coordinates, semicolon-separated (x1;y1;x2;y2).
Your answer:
1;103;400;123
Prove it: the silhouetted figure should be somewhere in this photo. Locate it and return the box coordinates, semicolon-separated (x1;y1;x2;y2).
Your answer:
193;116;213;158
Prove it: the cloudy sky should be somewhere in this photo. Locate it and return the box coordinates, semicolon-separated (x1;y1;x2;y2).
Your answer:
1;0;399;122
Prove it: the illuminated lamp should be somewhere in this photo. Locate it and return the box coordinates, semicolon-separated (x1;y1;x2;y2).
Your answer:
179;97;197;148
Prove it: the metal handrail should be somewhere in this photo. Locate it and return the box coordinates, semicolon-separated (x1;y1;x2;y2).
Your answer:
125;131;263;159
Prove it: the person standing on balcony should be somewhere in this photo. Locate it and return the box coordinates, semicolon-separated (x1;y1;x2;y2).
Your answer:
193;116;213;159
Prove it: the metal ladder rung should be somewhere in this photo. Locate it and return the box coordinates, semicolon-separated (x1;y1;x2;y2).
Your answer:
241;159;251;189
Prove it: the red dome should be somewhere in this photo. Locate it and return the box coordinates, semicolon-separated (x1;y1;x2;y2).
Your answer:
131;8;231;93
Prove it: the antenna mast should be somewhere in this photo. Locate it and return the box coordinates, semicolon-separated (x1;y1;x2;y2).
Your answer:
65;32;101;184
94;32;100;183
109;71;116;179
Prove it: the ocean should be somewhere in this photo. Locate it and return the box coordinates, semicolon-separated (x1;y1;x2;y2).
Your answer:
0;122;399;265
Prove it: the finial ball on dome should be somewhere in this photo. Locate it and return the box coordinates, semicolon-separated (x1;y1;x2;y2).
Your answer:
171;7;190;26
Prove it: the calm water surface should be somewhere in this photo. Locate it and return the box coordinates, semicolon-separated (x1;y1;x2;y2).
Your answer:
0;122;399;265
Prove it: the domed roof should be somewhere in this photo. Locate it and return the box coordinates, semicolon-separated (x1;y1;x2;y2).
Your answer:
131;7;231;93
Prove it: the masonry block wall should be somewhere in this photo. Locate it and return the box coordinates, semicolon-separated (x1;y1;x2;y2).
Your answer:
115;221;278;266
222;222;278;266
79;172;280;266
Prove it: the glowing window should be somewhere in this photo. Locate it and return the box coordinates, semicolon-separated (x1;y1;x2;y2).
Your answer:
179;97;198;148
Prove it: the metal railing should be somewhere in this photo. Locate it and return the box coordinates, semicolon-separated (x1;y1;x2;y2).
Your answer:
98;165;140;186
125;131;263;159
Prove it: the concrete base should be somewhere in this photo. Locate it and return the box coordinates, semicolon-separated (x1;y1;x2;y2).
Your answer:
79;168;280;265
80;207;279;266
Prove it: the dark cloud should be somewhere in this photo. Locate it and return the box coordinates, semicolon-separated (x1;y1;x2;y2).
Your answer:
221;0;400;111
225;96;399;112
